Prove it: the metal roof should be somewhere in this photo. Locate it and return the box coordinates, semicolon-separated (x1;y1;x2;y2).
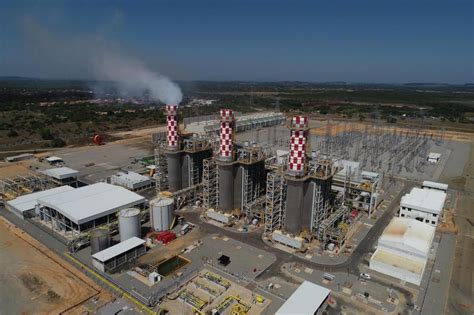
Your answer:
185;112;285;134
428;152;441;159
92;237;145;262
401;187;446;214
37;183;145;224
6;186;75;214
42;167;79;180
371;248;425;275
422;181;448;191
379;217;435;256
111;171;151;184
276;281;330;315
46;156;63;162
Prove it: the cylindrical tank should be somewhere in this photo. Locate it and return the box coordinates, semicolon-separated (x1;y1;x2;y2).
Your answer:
150;197;175;231
118;208;141;242
90;227;110;254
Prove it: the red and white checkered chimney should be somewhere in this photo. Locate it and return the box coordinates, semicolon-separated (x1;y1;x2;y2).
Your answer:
219;109;234;161
165;105;179;150
288;115;308;175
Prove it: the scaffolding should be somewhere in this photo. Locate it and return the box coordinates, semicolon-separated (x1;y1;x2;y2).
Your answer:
311;181;329;237
0;175;56;200
264;172;286;234
154;146;168;193
241;163;266;220
318;206;348;242
202;158;218;209
173;184;202;210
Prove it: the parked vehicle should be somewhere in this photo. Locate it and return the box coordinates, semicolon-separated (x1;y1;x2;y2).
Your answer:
360;272;371;280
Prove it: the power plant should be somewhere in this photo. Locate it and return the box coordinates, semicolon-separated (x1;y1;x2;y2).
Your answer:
153;105;352;249
2;101;456;315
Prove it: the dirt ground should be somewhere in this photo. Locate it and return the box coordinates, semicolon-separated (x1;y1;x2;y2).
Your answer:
443;140;474;315
0;162;35;179
310;120;473;142
0;217;113;315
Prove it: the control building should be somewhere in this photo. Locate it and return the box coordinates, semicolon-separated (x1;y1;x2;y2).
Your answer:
370;217;435;285
399;187;446;226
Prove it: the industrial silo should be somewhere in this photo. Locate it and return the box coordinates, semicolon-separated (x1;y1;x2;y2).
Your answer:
90;227;110;254
118;208;142;242
150;197;175;231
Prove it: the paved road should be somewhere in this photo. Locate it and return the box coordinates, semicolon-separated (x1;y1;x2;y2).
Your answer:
184;179;413;278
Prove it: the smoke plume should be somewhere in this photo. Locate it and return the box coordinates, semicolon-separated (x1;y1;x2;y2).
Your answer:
18;16;183;105
92;51;183;105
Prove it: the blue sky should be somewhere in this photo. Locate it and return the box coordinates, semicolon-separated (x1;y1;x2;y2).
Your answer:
0;0;472;83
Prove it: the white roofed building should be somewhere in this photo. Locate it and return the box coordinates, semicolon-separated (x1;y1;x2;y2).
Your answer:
276;281;330;315
185;112;285;134
36;183;146;236
92;237;146;273
5;186;75;219
399;187;446;226
110;171;153;191
427;152;441;164
46;156;64;165
422;180;448;193
369;217;435;285
42;167;79;186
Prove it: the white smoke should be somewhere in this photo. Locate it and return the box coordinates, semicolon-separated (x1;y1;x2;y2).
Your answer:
18;16;183;105
92;51;183;105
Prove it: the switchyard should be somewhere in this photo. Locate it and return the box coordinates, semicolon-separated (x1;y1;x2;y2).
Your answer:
1;104;468;315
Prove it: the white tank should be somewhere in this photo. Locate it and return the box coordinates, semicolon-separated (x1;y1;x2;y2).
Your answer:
118;208;141;242
150;197;174;231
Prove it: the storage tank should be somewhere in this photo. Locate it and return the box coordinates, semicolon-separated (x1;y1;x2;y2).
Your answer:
150;197;175;231
90;227;110;254
118;208;141;242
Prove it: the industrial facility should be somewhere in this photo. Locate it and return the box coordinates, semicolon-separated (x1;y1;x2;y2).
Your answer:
1;103;460;315
399;187;446;227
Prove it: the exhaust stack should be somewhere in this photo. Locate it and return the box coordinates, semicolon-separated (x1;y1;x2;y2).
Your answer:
288;115;309;176
218;109;234;161
217;109;235;213
165;105;179;150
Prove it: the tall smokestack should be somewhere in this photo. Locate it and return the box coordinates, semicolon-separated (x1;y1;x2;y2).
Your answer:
284;115;309;235
165;104;179;150
288;116;308;176
219;109;234;161
165;104;182;192
217;109;235;213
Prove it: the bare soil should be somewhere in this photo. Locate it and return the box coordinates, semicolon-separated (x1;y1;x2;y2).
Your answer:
0;217;113;315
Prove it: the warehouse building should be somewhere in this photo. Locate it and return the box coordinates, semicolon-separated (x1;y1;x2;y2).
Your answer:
92;237;146;273
46;156;64;165
185;111;285;134
36;183;145;236
5;153;34;162
427;152;441;164
42;167;79;187
369;217;435;285
5;186;75;219
276;281;330;315
399;187;446;226
422;180;448;193
110;170;153;191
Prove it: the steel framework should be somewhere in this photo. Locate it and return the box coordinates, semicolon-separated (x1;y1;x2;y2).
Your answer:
154;146;168;192
264;172;286;234
202;158;218;209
